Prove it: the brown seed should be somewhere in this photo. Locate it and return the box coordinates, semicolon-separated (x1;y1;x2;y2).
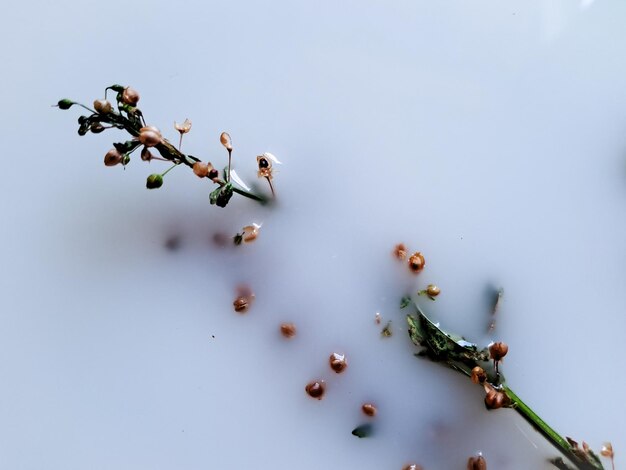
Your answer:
402;464;423;470
489;342;509;361
426;284;440;297
280;323;296;338
361;403;377;417
305;380;325;400
141;147;153;161
93;99;112;114
471;366;487;385
233;296;249;313
408;252;425;274
394;243;407;260
467;454;487;470
329;352;348;373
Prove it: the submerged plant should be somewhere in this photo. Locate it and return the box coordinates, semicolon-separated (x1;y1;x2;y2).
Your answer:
55;85;271;208
402;298;608;470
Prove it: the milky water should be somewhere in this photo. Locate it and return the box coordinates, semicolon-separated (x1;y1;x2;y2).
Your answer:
1;1;626;469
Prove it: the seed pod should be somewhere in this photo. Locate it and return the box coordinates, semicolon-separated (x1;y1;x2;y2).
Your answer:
56;99;74;110
220;132;232;151
329;352;348;373
139;126;162;147
104;149;123;166
121;86;140;106
361;403;377;417
93;99;112;114
146;173;163;189
408;252;425;274
305;380;325;400
280;323;297;338
193;162;210;178
426;284;440;297
90;122;105;133
489;342;509;361
233;296;249;313
471;366;487;385
467;454;487;470
141;147;153;161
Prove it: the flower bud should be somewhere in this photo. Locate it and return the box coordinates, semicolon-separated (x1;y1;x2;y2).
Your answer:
489;342;509;362
484;387;508;410
104;149;123;166
426;284;440;297
361;403;377;417
471;366;487;384
467;454;487;470
220;132;232;151
121;86;140;106
93;99;112;114
146;173;163;189
408;252;426;274
139;126;162;147
56;99;74;110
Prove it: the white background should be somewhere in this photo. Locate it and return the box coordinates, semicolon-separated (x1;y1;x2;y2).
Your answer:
1;1;625;469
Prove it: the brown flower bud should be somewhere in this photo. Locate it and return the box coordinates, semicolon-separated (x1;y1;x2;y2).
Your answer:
305;380;325;400
139;126;162;147
104;148;123;166
408;252;425;274
141;147;153;161
93;99;112;114
471;366;487;384
121;86;140;106
467;454;487;470
489;342;509;362
280;323;296;338
220;132;232;151
329;352;348;373
361;403;377;417
394;243;407;260
484;387;508;410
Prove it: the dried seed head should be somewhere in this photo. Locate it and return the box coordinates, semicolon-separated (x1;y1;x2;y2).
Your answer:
139;126;162;147
193;162;210;178
305;380;325;400
467;454;487;470
361;403;377;417
233;296;249;313
174;118;192;134
121;86;140;106
489;342;509;362
394;243;407;260
426;284;440;297
220;132;232;151
471;366;487;385
600;442;614;458
329;352;348;373
104;148;123;166
402;464;423;470
280;323;297;338
141;147;153;161
408;252;425;273
93;99;112;114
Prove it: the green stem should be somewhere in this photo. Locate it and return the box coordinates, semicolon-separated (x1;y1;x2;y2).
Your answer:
161;163;178;177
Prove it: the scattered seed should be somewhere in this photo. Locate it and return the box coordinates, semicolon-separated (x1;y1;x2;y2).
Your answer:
381;321;393;337
471;366;487;385
467;454;487;470
305;380;325;400
408;252;425;274
280;323;297;338
361;403;377;417
233;296;249;313
394;243;407;260
375;312;381;324
329;352;348;373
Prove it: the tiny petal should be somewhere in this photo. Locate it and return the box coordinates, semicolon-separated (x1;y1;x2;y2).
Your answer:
174;118;192;134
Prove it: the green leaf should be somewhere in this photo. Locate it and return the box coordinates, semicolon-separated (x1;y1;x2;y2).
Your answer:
210;183;234;208
351;423;373;438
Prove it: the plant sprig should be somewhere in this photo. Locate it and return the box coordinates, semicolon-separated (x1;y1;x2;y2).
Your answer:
55;84;269;208
403;299;606;470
